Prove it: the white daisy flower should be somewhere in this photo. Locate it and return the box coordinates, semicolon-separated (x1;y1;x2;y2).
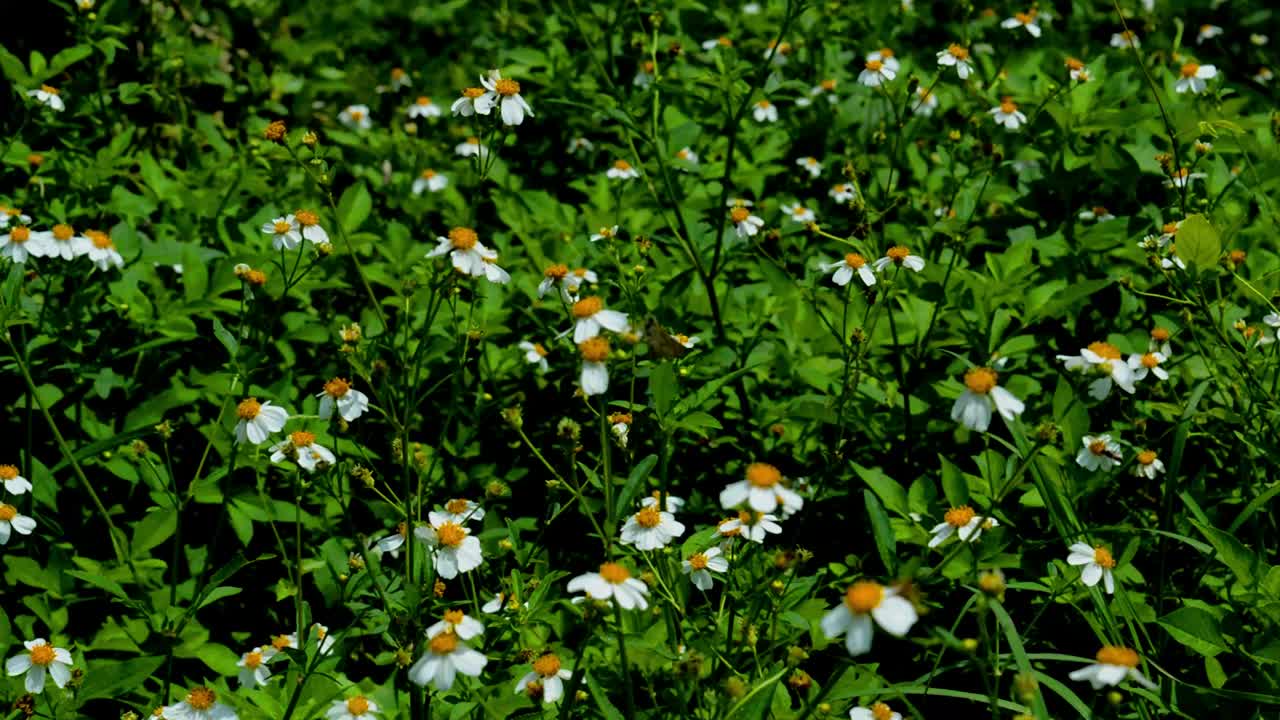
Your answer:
373;522;410;558
4;639;72;693
317;377;369;422
590;226;619;243
1070;646;1157;689
989;97;1027;130
566;562;650;609
728;203;765;238
821;253;876;288
1132;450;1165;479
781;203;816;224
518;341;550;372
407;96;441;119
866;48;900;73
426;608;485;640
717;510;783;543
858;58;896;87
1076;435;1122;472
1165;168;1207;187
719;463;803;514
0;206;32;229
32;223;88;260
455;137;489;158
620;503;686;550
579;336;611;396
262;215;302;251
640;491;685;512
233;398;289;445
450;86;494;117
1001;10;1042;37
514;653;573;704
326;695;379;720
83;230;124;271
0;465;32;495
407;631;487;690
820;581;918;656
872;245;925;272
752;100;778;123
936;44;975;79
633;61;654;88
1127;352;1168;382
682;547;729;590
338;105;372;130
162;686;238;720
412;169;448;195
928;506;999;547
269;430;337;472
798;79;839;107
236;647;276;688
0;227;35;265
609;412;632;448
1065;57;1091;81
797;156;822;178
702;36;734;51
436;498;486;525
1066;541;1118;593
1110;30;1141;49
763;40;791;66
566;137;595;154
418;511;484;579
426;226;496;278
850;703;903;720
1060;341;1136;400
951;366;1024;432
1254;68;1273;84
570;296;629;343
743;2;761;14
1197;24;1223;44
606;160;640;180
675;147;699;166
389;67;412;90
829;183;857;203
480;70;534;125
1079;206;1115;222
292;210;327;244
27;85;65;111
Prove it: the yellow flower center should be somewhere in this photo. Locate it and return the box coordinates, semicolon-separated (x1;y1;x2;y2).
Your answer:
730;207;751;223
396;521;408;538
437;522;467;547
1120;31;1136;41
533;343;548;357
324;377;350;397
1093;546;1116;568
349;109;365;121
580;336;610;362
1092;206;1108;215
421;169;436;179
41;84;59;95
416;96;432;106
187;687;217;711
445;498;471;514
429;631;459;655
821;78;837;91
236;398;262;420
746;462;782;487
466;136;480;145
573;267;589;278
878;48;894;58
572;296;604;318
0;465;18;480
29;644;55;666
244;651;263;669
871;703;895;720
463;87;485;99
1087;341;1122;360
756;100;772;109
948;44;970;59
1066;57;1084;70
1088;439;1109;456
865;59;883;72
599;561;631;583
273;220;292;234
86;230;113;249
290;431;315;448
1181;62;1200;78
346;696;371;715
53;224;74;242
1015;11;1032;23
1096;645;1139;667
1136;450;1157;465
688;552;709;570
843;581;884;613
9;227;30;243
886;245;911;262
495;78;521;96
597;227;615;238
613;159;632;171
391;68;406;79
1140;353;1160;369
295;210;319;227
0;504;16;521
999;98;1017;114
449;227;479;250
533;653;562;677
544;263;568;279
964;367;998;394
635;506;663;528
271;634;292;650
945;505;976;528
443;609;465;625
717;36;733;47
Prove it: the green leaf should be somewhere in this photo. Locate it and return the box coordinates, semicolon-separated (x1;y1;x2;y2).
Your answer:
863;490;897;575
75;656;166;703
212;317;239;360
940;455;970;507
854;463;909;516
669;364;756;419
650;361;677;416
181;245;208;301
48;45;93;76
1177;214;1221;270
614;454;658;518
989;599;1052;719
1192;520;1258;587
338;182;372;231
1159;606;1228;657
0;45;29;85
130;507;178;557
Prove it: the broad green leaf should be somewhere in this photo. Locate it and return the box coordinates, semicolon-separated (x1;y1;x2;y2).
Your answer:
1159;606;1228;657
864;490;897;575
650;361;677;416
1177;214;1221;270
338;182;372;231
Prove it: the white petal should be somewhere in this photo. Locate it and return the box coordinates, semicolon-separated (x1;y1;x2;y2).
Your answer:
844;614;874;655
871;595;918;636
